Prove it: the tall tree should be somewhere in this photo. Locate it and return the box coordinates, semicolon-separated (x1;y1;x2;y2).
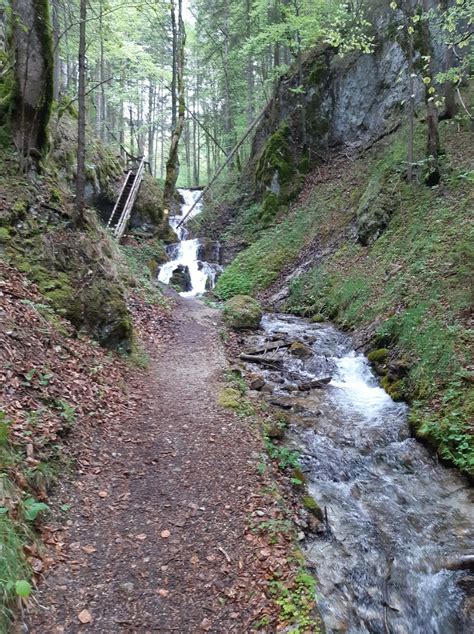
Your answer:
75;0;87;217
10;0;54;163
163;0;186;208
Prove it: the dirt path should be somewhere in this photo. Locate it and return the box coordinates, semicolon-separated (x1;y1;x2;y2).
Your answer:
25;298;275;633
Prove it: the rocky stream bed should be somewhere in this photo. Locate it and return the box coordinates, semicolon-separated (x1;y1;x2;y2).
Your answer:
238;313;473;634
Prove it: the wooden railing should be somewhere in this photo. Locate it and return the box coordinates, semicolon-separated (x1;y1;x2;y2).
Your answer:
107;157;146;240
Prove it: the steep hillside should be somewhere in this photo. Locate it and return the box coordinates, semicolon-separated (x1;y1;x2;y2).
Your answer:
198;27;473;479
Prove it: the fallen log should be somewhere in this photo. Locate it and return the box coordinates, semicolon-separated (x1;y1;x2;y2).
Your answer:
297;377;332;391
239;353;283;367
243;340;291;355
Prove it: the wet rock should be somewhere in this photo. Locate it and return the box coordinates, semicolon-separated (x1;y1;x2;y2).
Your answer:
170;265;192;292
197;238;221;263
223;295;263;330
268;397;293;410
298;377;332;391
248;373;265;391
289;341;313;359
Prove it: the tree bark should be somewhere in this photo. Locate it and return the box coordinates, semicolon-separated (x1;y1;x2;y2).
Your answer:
421;0;440;185
11;0;54;161
75;0;87;218
163;0;186;209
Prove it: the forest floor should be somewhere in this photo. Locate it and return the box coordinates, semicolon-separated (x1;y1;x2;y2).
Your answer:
22;296;308;633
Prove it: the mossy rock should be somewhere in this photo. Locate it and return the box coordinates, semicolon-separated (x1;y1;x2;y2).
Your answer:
310;314;325;323
132;173;164;230
0;227;11;243
292;467;306;485
381;376;404;402
290;341;313;359
222;295;263;330
367;348;390;363
218;387;243;410
302;495;324;521
356;170;398;245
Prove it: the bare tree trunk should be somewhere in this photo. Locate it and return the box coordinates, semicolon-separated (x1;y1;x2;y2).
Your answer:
148;82;155;174
421;0;440;185
246;0;255;126
407;29;415;182
75;0;87;219
163;0;186;208
170;2;178;132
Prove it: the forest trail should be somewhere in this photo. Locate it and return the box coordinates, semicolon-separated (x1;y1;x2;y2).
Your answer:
25;298;267;633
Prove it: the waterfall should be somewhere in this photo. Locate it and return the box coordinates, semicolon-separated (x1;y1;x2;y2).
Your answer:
158;189;222;297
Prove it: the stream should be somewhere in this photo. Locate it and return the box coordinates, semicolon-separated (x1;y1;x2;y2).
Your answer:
241;314;473;633
158;189;222;296
157;195;473;632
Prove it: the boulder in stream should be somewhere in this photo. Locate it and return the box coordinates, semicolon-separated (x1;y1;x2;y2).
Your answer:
223;295;263;330
289;341;313;359
170;265;192;292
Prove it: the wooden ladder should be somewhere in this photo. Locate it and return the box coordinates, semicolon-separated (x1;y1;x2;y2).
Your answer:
107;157;145;239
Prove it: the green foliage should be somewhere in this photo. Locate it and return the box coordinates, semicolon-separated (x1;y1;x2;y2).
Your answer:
121;239;169;306
14;580;31;598
22;498;49;522
265;437;300;472
268;569;319;633
0;512;31;629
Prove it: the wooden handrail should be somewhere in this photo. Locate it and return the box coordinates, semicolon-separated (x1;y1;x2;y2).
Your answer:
114;158;146;239
107;169;133;229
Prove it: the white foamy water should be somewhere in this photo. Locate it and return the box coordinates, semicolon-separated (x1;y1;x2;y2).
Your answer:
330;352;399;422
158;189;221;296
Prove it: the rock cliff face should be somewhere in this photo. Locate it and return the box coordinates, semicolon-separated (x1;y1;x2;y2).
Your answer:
250;0;450;224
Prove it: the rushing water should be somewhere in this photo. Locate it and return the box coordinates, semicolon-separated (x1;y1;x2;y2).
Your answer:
242;313;473;633
158;189;222;296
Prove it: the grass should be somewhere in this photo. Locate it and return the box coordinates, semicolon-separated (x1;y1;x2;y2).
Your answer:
214;118;474;474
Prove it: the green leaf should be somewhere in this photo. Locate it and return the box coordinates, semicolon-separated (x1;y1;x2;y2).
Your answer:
0;506;8;515
23;498;49;521
15;580;32;598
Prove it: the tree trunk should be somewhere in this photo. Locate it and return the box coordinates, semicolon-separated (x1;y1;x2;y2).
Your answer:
52;0;60;101
75;0;87;219
421;0;440;185
11;0;54;162
170;2;178;132
163;0;186;209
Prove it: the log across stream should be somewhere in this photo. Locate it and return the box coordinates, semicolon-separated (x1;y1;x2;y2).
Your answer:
240;313;473;633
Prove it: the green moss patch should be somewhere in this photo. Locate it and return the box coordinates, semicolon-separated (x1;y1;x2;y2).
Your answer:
222;295;263;329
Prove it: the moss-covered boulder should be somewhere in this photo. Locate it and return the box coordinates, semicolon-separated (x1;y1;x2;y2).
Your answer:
290;341;313;359
6;210;133;351
222;295;263;330
356;171;398;245
367;348;390;363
